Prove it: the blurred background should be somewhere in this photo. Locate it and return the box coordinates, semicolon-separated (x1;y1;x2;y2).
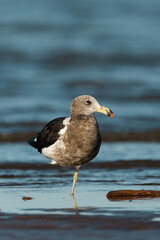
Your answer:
1;2;160;231
1;0;160;134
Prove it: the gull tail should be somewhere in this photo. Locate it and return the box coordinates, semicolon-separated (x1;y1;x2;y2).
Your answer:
28;137;38;149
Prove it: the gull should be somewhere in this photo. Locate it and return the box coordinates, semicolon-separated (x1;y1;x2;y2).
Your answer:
28;95;114;195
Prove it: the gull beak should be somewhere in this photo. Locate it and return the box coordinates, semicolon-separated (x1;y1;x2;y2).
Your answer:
95;106;114;118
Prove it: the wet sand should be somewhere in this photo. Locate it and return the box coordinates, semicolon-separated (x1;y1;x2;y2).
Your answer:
0;130;160;143
0;212;160;240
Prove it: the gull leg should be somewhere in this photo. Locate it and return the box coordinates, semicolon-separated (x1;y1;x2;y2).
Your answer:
71;194;78;208
70;171;79;195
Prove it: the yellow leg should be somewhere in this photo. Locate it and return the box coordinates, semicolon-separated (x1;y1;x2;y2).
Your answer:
70;171;79;195
71;194;78;208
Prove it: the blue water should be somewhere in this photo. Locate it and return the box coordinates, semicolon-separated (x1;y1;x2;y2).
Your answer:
1;4;160;240
1;0;160;133
0;142;160;164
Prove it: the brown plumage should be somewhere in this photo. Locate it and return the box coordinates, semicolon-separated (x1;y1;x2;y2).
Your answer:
28;95;114;195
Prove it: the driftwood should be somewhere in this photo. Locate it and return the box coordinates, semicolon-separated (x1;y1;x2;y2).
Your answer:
107;190;160;200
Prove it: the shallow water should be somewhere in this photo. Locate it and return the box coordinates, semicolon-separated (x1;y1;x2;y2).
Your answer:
0;141;160;240
1;188;160;216
0;142;160;215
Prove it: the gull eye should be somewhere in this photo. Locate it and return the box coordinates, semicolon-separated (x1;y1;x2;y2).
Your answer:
85;100;91;105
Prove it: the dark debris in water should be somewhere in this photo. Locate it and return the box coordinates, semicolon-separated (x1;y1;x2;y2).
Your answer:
22;196;33;201
107;190;160;201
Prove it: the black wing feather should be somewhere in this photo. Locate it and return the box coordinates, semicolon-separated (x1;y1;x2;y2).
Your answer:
33;117;66;153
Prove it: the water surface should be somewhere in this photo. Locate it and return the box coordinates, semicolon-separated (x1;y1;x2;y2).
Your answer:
0;142;160;215
1;0;160;133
